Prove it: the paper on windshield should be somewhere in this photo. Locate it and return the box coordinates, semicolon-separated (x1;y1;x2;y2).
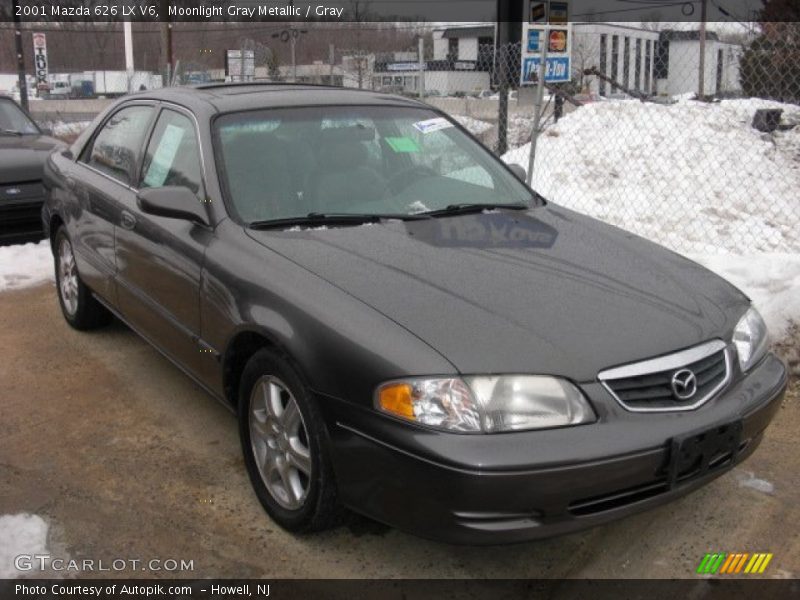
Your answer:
412;117;453;134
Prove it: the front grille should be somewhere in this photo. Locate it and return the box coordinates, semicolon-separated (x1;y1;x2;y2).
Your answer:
1;181;43;201
598;340;731;412
0;182;45;239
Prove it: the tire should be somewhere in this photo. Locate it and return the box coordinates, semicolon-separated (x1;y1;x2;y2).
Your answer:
238;348;342;533
54;227;112;330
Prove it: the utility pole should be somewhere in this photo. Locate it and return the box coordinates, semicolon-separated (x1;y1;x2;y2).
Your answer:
160;0;173;84
124;21;134;93
698;0;707;98
272;27;307;83
12;0;29;110
495;0;524;156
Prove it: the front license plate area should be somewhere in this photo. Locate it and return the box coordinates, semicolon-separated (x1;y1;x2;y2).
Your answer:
668;420;742;487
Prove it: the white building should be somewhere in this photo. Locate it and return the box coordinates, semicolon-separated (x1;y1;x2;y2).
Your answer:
572;24;743;98
372;25;495;96
655;30;743;97
572;24;660;96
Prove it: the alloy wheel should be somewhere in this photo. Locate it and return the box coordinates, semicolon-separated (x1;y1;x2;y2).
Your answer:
58;237;79;317
249;375;313;510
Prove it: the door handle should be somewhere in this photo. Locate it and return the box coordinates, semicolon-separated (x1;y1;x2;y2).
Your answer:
120;210;137;231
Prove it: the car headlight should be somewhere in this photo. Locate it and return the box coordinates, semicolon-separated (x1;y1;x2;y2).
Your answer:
376;375;595;433
733;307;769;372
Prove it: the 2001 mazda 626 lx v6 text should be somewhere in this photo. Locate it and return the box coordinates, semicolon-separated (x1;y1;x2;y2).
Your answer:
42;84;788;544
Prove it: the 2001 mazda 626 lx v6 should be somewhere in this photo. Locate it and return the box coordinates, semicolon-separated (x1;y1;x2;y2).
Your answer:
42;84;788;544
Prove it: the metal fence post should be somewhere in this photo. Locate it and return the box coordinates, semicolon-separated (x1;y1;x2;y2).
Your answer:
418;37;425;99
527;27;549;186
497;44;510;156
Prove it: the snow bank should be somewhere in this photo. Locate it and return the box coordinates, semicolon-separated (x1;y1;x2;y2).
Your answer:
0;241;54;292
0;514;50;578
49;120;92;140
503;98;800;255
453;115;493;136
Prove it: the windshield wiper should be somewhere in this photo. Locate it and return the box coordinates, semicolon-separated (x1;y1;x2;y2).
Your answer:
248;212;430;230
0;129;24;136
420;203;530;218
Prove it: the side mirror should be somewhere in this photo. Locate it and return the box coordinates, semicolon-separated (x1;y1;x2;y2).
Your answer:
136;187;209;226
508;164;527;182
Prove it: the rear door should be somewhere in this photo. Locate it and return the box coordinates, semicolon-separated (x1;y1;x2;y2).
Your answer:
73;103;155;303
114;105;212;378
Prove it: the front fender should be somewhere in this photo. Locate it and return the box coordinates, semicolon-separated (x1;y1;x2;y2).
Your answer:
201;220;457;406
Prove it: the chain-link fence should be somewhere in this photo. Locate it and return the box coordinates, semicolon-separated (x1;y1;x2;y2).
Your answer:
11;22;798;256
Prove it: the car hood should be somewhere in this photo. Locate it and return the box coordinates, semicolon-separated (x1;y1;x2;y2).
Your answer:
0;134;62;184
246;206;750;381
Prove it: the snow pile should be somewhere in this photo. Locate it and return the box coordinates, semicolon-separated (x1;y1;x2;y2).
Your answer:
0;241;53;292
453;115;493;136
48;120;92;141
503;98;800;254
0;514;50;578
691;253;800;341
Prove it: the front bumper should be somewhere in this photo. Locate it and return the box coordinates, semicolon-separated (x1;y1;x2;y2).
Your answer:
322;352;788;544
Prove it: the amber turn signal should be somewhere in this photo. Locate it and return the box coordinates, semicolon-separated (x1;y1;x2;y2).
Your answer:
377;383;415;419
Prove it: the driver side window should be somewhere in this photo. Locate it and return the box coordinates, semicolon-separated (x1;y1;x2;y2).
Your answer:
82;105;153;186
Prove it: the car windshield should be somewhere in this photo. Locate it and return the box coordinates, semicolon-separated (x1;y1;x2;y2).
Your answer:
0;98;39;135
214;105;535;225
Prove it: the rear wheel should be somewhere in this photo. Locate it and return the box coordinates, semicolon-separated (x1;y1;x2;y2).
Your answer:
54;228;111;330
239;348;342;532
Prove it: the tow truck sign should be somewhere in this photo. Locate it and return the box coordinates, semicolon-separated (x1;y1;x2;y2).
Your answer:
32;33;49;91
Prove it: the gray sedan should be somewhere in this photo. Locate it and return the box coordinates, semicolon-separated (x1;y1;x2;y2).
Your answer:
42;84;787;544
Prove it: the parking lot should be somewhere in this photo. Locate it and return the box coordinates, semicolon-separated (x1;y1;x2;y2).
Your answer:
1;281;797;579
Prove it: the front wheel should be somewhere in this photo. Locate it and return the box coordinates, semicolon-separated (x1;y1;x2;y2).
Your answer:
54;228;111;330
238;348;342;533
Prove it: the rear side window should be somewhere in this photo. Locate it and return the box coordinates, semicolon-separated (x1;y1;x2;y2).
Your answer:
140;110;203;198
83;105;153;186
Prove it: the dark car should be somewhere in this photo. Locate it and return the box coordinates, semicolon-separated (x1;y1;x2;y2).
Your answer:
42;84;787;544
0;96;63;242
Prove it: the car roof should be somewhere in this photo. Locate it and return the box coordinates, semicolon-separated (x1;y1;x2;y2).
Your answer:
126;83;430;115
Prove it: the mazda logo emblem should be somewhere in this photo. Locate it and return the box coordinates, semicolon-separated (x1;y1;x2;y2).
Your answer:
671;368;697;400
5;187;21;196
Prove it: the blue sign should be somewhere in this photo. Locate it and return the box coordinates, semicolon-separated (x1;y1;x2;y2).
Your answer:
527;30;541;52
521;56;571;84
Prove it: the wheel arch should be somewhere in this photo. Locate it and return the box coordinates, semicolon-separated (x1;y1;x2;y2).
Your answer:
48;213;65;252
222;327;313;413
